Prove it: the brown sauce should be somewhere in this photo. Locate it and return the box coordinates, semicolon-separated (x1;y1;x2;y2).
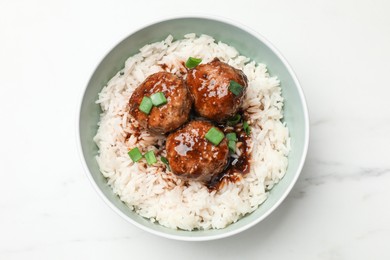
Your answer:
159;62;188;76
159;64;168;70
207;121;251;190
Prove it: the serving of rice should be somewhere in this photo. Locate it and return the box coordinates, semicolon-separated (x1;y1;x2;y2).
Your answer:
93;34;290;230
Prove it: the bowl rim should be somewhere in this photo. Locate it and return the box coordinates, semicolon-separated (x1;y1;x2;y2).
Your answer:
76;14;310;241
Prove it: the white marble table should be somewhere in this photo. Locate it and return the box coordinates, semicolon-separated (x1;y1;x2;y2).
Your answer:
1;1;389;259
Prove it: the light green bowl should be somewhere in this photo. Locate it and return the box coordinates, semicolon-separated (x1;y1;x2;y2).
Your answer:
77;15;309;241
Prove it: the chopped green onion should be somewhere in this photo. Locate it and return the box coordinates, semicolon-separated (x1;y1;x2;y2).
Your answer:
228;80;243;96
205;127;225;146
243;121;251;135
227;133;237;153
128;147;142;162
226;132;237;141
150;92;167;107
228;140;236;153
185;57;202;69
144;151;157;165
161;156;170;170
139;96;153;114
227;114;241;126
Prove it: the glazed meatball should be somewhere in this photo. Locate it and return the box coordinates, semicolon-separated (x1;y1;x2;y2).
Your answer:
129;72;192;134
166;120;229;183
186;58;248;122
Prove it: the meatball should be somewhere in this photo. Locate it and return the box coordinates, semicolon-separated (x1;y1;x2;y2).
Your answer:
186;58;248;122
166;120;229;183
129;72;192;134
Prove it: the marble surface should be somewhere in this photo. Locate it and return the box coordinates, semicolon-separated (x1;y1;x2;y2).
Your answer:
1;0;389;259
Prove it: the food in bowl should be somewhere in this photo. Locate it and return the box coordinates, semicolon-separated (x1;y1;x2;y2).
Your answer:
129;71;192;134
186;58;248;122
94;34;290;230
166;120;229;183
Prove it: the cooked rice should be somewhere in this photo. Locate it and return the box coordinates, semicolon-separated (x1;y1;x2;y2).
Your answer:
94;34;290;230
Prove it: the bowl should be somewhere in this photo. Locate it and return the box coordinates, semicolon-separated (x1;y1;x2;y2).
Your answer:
77;15;309;241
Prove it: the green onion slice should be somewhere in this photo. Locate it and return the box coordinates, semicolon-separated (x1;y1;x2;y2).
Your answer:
227;114;241;126
150;92;167;107
128;147;143;162
228;140;236;153
205;127;225;146
144;151;157;165
228;80;243;96
226;132;237;141
185;57;202;69
243;121;251;135
161;156;170;170
139;96;153;114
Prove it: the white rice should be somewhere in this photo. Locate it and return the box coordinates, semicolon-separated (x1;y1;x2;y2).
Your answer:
94;34;290;230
